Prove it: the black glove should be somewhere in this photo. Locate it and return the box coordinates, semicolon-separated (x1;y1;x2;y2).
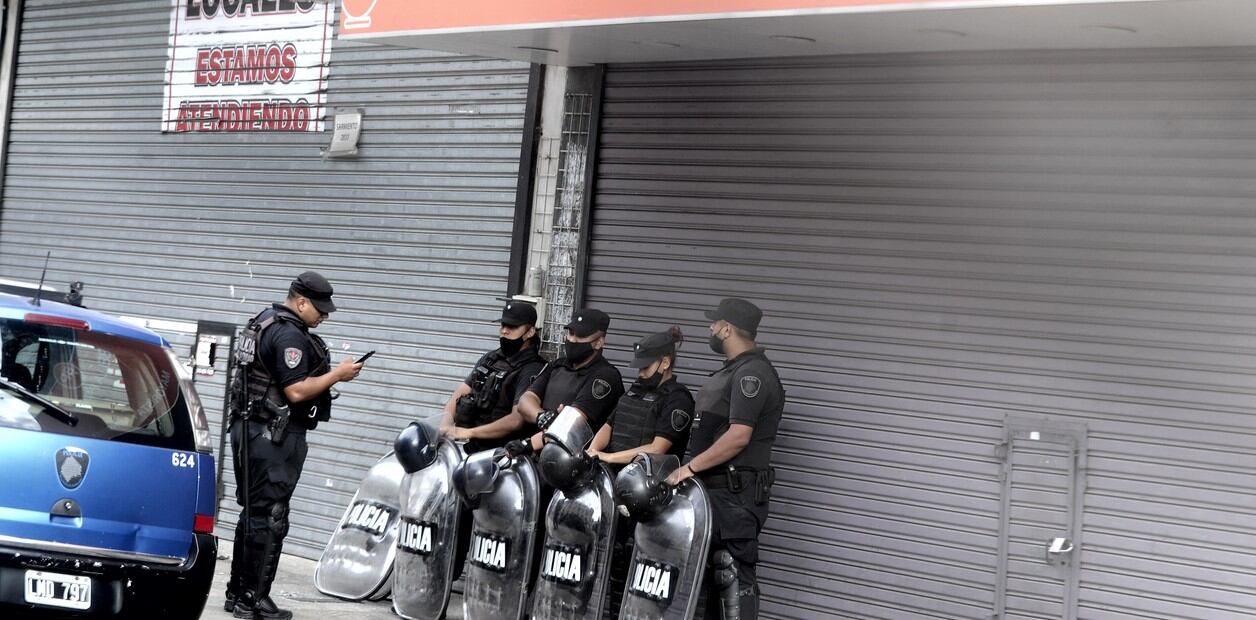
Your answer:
536;409;559;430
504;438;534;458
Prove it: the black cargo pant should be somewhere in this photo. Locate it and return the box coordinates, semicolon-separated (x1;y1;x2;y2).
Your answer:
700;482;769;620
227;417;309;602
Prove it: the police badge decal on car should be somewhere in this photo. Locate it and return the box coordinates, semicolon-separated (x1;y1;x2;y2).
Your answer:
56;447;90;489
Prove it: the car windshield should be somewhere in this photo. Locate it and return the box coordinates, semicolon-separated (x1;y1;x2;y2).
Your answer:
0;318;194;451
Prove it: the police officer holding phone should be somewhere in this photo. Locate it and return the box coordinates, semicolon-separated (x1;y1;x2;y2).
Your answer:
225;271;363;620
666;298;784;620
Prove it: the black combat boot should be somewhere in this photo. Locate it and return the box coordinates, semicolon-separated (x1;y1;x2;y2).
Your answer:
224;565;243;611
232;592;293;620
227;512;254;611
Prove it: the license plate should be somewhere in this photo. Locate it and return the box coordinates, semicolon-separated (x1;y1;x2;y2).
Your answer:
24;570;91;610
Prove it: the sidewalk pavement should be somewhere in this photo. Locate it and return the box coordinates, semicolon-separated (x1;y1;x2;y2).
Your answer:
201;550;466;620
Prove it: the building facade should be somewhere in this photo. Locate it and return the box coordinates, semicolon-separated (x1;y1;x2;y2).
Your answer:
4;1;1256;618
0;0;533;560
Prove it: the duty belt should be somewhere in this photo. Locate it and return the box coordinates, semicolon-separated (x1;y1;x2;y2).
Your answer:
698;465;759;490
699;465;775;504
244;417;307;436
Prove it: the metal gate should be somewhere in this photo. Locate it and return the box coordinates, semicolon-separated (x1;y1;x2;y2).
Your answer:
587;48;1256;619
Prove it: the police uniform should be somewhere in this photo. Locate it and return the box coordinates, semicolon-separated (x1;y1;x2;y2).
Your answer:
604;329;695;619
530;361;622;434
450;301;545;582
526;308;624;431
517;308;624;596
227;272;340;620
689;299;785;620
606;376;693;458
454;302;546;453
457;348;545;451
605;328;695;461
528;355;624;430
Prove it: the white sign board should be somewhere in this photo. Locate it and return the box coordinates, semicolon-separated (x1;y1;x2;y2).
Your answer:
324;110;363;157
162;0;336;133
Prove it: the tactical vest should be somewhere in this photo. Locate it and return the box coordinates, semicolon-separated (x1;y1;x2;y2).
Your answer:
456;349;541;429
298;331;333;423
607;383;671;454
230;307;319;421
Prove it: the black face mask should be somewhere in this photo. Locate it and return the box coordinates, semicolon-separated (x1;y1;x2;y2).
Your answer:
708;333;726;355
636;369;664;391
563;340;597;365
499;335;525;356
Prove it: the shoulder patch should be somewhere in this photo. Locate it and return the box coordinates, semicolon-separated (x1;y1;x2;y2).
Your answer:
284;347;303;369
739;375;762;399
670;409;692;432
592;378;612;400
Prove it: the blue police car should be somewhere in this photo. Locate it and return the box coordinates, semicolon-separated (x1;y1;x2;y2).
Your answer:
0;292;217;617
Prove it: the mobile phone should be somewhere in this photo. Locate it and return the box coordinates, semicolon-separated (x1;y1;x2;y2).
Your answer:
356;350;376;364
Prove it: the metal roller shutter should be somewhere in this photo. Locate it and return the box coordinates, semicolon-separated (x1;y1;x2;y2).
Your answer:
588;48;1256;619
0;0;529;559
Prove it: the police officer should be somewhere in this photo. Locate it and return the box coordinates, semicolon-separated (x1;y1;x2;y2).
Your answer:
666;298;784;620
226;272;363;620
511;308;625;453
588;326;694;618
440;300;546;453
503;308;624;604
438;300;546;586
588;325;694;467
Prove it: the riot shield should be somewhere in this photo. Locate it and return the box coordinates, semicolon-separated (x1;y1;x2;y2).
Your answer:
530;462;618;620
393;439;466;620
314;451;406;601
618;478;713;620
462;452;541;620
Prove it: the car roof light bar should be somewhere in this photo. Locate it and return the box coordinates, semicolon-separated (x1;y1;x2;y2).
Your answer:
24;313;90;331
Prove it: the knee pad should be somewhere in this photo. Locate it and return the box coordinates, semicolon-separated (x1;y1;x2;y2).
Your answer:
711;549;736;585
268;502;289;536
710;550;741;620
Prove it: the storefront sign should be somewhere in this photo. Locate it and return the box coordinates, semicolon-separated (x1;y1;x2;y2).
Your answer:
162;0;335;133
340;0;971;37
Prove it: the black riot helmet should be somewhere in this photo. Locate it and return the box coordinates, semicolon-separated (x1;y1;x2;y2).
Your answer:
393;421;438;474
452;448;503;510
538;406;596;491
614;453;681;522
